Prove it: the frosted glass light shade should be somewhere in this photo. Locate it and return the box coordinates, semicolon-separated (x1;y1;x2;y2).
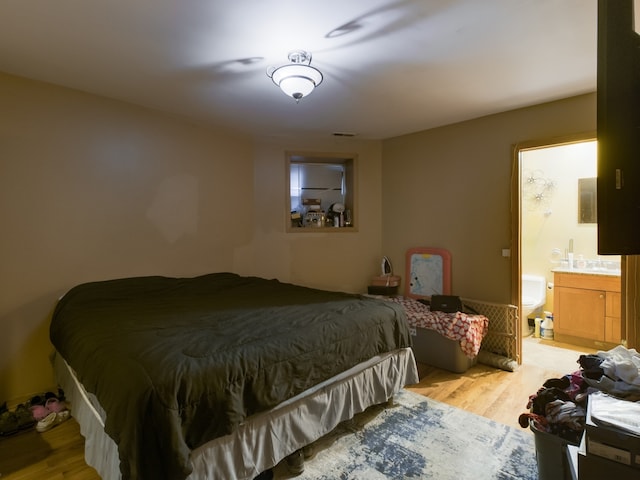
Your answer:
270;64;323;101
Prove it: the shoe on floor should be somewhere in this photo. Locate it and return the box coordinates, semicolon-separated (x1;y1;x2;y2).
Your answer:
14;403;36;430
253;469;273;480
285;449;305;475
31;396;70;421
30;404;49;421
36;410;70;433
0;403;37;436
30;388;66;408
302;444;314;459
44;397;68;413
0;410;19;436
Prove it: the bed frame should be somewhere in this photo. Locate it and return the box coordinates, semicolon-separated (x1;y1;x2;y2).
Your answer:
54;348;418;479
50;273;418;479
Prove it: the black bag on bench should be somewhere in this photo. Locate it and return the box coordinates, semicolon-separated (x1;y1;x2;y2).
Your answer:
429;295;463;313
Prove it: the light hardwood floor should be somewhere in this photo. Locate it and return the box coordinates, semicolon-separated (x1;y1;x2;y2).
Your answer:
407;337;593;430
0;337;593;479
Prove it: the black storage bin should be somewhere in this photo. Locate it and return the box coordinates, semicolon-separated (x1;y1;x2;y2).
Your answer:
531;423;580;480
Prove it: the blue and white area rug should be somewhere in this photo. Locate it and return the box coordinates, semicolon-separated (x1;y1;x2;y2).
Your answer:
274;389;537;479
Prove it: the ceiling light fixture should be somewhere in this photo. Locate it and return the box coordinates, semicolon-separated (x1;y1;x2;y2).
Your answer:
267;50;323;102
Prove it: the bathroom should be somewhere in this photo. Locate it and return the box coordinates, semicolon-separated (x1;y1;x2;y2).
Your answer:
519;139;621;341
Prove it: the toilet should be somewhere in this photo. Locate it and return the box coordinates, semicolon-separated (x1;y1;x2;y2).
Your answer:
521;274;547;320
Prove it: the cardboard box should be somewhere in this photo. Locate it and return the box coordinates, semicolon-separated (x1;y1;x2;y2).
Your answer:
585;394;640;469
578;445;637;479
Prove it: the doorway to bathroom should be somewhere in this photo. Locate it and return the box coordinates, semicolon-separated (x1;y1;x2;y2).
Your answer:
515;135;622;359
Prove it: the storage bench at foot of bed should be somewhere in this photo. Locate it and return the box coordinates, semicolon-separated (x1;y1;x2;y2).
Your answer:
411;327;477;373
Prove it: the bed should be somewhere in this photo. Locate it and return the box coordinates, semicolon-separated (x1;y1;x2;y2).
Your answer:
49;272;418;480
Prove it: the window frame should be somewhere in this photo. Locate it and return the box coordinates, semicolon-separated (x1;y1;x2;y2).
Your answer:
285;151;358;233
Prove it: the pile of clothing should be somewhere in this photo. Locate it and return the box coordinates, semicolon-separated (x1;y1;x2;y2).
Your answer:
518;345;640;443
519;371;587;444
580;345;640;400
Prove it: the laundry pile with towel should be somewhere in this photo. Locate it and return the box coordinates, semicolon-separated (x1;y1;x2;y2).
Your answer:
580;345;640;400
518;345;640;443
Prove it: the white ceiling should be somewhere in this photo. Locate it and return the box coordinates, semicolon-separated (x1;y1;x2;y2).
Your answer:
0;0;597;140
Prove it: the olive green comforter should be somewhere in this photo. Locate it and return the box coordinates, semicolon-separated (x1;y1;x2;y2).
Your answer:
50;272;411;480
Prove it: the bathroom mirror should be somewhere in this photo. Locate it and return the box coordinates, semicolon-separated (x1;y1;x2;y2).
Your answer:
578;177;597;224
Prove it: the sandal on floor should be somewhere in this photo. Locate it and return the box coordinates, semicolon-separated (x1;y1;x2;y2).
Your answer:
36;410;70;433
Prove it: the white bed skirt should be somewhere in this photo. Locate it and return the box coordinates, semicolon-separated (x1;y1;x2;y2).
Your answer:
53;348;419;480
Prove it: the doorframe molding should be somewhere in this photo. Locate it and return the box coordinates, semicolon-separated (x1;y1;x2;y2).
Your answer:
511;131;598;362
623;256;637;349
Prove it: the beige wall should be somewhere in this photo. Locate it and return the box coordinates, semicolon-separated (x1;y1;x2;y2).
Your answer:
244;139;384;292
0;73;255;401
0;73;615;403
381;93;597;304
0;73;383;402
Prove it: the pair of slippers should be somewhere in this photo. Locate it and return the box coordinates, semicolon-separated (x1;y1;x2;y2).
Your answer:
30;394;71;433
30;397;68;422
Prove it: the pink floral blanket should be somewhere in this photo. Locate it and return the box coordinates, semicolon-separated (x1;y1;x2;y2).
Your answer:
385;296;489;358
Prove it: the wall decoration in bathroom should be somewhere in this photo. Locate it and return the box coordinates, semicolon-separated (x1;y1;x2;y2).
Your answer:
522;169;555;213
404;247;452;297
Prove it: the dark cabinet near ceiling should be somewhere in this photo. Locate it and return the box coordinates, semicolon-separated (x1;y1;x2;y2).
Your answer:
596;0;640;255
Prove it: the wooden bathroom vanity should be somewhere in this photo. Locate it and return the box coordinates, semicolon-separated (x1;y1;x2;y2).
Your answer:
553;270;621;349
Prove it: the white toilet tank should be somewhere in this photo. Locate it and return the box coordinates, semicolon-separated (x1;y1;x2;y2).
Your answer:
521;274;546;318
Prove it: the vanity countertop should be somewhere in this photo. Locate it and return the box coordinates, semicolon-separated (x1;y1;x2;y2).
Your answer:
551;267;621;277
